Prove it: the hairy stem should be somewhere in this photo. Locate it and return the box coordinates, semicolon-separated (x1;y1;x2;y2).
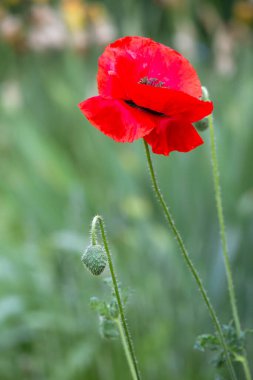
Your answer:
91;215;141;380
143;140;237;380
209;113;241;335
208;113;252;380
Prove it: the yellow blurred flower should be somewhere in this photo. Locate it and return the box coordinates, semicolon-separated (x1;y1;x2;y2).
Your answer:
4;0;21;5
61;0;87;31
86;2;116;45
233;1;253;24
87;3;106;23
32;0;49;3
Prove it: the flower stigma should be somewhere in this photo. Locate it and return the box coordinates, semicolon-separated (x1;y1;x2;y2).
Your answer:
139;77;165;87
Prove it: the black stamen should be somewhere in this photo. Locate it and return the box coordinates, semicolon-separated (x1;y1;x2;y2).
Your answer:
125;100;165;117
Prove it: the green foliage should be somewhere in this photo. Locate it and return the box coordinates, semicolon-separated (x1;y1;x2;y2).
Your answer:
100;317;119;340
89;282;123;340
195;323;249;368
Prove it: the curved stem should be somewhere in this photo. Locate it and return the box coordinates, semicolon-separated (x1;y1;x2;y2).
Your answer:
143;140;237;380
91;215;141;380
208;114;252;380
91;217;98;245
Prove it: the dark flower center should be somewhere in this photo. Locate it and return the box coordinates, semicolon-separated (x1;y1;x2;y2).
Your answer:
139;76;165;87
124;77;166;117
125;100;165;117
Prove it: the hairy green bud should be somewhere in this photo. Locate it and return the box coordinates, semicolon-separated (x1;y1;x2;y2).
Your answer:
81;244;107;276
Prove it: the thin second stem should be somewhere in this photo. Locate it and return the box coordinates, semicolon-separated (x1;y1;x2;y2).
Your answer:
143;140;237;380
208;113;241;335
92;215;141;380
208;113;252;380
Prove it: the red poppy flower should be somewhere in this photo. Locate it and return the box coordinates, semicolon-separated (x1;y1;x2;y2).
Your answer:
79;36;213;156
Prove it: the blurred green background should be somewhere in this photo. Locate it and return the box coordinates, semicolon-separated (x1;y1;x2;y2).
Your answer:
0;0;253;379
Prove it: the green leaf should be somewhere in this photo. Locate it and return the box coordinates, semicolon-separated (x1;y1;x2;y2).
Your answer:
99;317;119;340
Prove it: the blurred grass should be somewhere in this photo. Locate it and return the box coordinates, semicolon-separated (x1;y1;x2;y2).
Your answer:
1;2;253;379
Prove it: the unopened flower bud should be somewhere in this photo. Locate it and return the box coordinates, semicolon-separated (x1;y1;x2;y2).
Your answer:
195;117;209;132
81;244;107;276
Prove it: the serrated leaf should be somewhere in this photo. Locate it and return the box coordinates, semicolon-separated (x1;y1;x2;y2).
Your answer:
194;322;248;369
194;334;220;352
89;297;111;318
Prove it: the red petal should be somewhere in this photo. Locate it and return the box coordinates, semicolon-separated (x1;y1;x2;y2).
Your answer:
144;118;204;156
130;84;213;122
79;96;158;143
98;36;202;100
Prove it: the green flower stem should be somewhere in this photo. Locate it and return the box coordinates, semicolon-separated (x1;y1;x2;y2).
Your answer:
208;113;241;335
143;140;237;380
116;319;139;380
91;215;141;380
241;358;252;380
208;113;252;380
